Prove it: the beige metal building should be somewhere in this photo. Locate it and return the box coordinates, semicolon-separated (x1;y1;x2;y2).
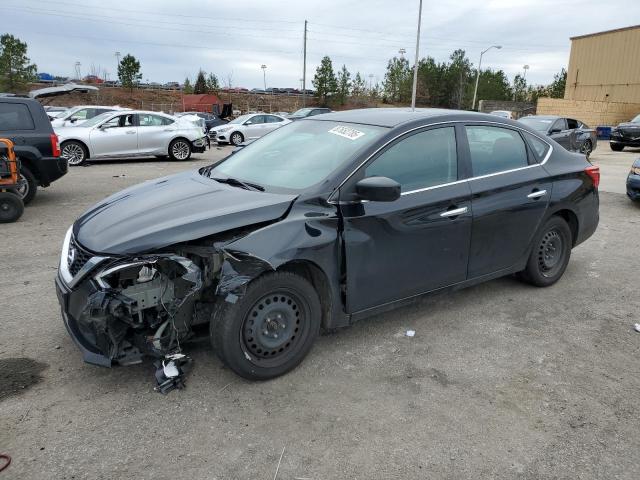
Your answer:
565;25;640;103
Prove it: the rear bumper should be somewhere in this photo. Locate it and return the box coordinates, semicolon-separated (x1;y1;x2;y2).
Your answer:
627;174;640;200
38;156;68;187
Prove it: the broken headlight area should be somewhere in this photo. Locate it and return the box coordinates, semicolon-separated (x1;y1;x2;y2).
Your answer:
77;255;203;365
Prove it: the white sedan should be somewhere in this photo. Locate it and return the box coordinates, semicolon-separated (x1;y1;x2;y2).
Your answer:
50;105;129;127
210;113;291;146
56;110;208;165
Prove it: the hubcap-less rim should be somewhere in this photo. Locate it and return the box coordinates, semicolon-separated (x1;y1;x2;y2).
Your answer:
172;141;190;160
538;229;564;277
581;141;592;156
231;133;242;145
242;292;306;365
62;144;85;165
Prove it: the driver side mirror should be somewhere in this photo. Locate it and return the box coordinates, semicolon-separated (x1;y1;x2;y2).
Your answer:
355;176;401;202
69;118;78;123
244;120;253;125
549;128;562;134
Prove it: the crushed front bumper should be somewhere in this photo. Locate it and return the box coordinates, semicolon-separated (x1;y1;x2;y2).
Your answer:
192;136;208;153
55;272;113;367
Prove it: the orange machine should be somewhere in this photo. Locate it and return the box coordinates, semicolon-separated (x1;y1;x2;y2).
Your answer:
0;138;24;223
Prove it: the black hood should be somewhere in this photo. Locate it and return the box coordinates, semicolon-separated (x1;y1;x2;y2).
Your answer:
74;170;296;255
617;122;640;129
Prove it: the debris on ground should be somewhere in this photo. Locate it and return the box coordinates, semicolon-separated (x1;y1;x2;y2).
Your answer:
153;353;192;395
0;453;11;473
405;330;416;337
634;323;640;333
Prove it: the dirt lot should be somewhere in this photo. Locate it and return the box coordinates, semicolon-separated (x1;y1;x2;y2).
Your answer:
1;143;640;479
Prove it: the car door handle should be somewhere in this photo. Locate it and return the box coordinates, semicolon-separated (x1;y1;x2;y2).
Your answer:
527;189;547;199
126;130;136;134
440;206;468;218
163;128;174;132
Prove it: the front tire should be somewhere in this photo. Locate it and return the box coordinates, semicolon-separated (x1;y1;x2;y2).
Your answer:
519;216;572;287
61;141;88;166
169;138;192;161
230;131;244;146
210;271;321;380
0;192;24;223
610;142;624;152
16;165;37;205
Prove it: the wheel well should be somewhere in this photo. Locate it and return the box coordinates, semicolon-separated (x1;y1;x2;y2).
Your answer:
277;260;332;331
553;209;579;246
61;139;90;159
169;137;191;153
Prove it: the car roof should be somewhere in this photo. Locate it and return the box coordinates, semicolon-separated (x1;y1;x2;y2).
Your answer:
308;107;512;127
521;115;561;120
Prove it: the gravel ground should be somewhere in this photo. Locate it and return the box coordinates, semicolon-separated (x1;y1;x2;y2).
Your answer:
1;142;639;480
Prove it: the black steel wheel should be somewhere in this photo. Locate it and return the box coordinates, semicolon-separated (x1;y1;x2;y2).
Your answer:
519;216;572;287
210;271;321;380
0;191;24;223
610;142;624;152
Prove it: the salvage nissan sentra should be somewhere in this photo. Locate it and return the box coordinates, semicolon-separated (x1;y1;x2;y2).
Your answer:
55;108;600;380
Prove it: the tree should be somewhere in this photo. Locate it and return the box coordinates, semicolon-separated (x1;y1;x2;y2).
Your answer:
312;56;337;105
446;49;472;109
117;54;142;91
336;64;351;105
194;70;207;94
351;72;367;98
383;56;411;103
0;34;37;93
183;78;193;94
512;73;527;102
547;68;567;98
206;72;220;95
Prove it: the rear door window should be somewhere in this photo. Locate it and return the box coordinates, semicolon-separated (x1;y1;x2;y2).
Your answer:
0;102;35;130
465;125;528;176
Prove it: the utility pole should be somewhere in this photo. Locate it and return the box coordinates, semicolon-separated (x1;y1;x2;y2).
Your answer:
302;20;307;107
410;0;423;110
399;48;406;58
74;61;81;81
472;45;502;110
523;64;530;81
368;73;374;91
261;64;267;91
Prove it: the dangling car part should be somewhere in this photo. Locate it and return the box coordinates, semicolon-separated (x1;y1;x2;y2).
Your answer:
56;108;600;380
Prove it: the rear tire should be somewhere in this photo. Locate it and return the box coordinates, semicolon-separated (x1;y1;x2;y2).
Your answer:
0;191;24;223
169;138;192;161
61;141;88;166
519;216;572;287
580;139;592;158
16;165;37;205
210;271;321;380
610;142;624;152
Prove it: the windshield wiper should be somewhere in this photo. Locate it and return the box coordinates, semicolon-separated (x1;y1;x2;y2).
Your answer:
211;176;264;192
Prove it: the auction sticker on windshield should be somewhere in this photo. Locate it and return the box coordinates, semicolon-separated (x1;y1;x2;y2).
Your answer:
328;125;366;140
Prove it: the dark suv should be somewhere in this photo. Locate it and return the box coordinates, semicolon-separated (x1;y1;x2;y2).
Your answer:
610;113;640;151
0;97;66;204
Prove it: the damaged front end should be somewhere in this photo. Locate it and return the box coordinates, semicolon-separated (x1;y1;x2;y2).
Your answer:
56;227;209;367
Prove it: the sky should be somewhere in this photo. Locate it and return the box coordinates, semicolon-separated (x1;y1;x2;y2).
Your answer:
4;0;640;89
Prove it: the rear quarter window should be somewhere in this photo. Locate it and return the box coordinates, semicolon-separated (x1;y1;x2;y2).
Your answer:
523;132;551;162
0;102;35;131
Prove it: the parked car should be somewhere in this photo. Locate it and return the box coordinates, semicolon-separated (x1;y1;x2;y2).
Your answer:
210;113;291;146
251;88;266;94
489;110;513;119
55;108;599;380
627;158;640;201
0;97;66;204
176;111;228;131
517;115;597;157
288;107;332;120
609;114;640;151
44;106;69;119
55;110;208;165
51;105;128;128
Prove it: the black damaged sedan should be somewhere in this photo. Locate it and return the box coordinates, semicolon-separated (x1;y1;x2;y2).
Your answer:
56;108;600;380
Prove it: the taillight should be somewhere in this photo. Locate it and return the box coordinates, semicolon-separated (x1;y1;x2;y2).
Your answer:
50;133;61;157
585;165;600;188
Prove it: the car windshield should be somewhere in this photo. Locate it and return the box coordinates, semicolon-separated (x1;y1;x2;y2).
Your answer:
518;117;554;132
290;108;313;117
208;120;387;191
229;114;253;124
631;114;640;123
81;112;115;127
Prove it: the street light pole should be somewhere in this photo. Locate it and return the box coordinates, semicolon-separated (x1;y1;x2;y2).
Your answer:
523;64;530;82
261;64;267;91
410;0;423;111
471;45;502;111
